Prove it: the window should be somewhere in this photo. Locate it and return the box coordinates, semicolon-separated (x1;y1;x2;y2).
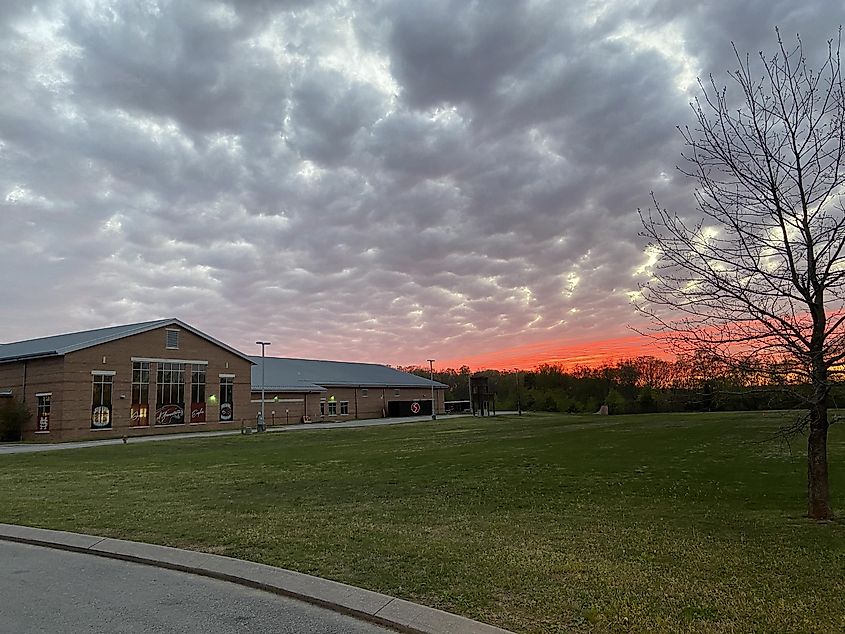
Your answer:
394;389;400;397
340;401;349;415
156;362;185;425
131;361;149;426
92;373;113;429
165;328;180;349
360;388;368;397
328;401;337;415
320;399;326;416
191;366;207;423
36;393;51;432
219;375;234;421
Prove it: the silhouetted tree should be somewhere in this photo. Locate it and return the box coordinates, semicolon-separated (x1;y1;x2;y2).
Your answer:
639;31;845;520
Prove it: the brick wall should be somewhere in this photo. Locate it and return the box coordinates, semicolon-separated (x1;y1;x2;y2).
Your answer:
256;385;446;425
0;357;65;438
19;325;253;441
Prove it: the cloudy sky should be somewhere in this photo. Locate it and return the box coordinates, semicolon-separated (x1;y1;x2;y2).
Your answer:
0;1;837;368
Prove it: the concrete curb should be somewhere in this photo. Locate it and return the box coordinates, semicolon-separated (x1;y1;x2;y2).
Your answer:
0;524;513;634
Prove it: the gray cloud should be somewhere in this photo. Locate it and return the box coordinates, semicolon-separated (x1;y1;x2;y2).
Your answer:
0;0;838;366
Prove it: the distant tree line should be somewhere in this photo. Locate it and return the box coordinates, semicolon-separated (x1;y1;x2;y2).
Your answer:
401;353;845;415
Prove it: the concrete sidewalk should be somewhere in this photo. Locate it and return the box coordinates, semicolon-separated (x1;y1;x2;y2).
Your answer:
0;413;479;455
2;540;392;633
0;524;513;634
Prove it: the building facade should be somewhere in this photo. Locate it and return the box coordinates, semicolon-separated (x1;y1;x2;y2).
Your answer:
249;357;447;424
1;319;448;440
0;319;253;441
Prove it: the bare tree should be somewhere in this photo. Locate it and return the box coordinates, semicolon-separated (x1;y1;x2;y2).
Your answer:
638;30;845;520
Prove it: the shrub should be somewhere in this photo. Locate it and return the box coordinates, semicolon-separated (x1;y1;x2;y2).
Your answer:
0;399;31;442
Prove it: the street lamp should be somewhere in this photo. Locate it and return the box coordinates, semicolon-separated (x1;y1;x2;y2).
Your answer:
515;368;522;416
427;359;436;420
256;341;271;431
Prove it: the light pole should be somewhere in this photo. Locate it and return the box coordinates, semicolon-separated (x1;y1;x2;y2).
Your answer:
427;359;436;420
515;368;522;415
256;341;271;431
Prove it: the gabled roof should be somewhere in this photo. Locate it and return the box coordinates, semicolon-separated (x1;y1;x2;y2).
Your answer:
0;319;254;365
249;356;448;392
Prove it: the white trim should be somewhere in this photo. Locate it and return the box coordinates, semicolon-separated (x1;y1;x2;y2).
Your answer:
91;370;116;376
132;357;208;365
218;373;236;378
35;392;52;397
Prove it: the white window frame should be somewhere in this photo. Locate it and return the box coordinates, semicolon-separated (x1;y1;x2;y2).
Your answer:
340;401;349;415
36;392;51;433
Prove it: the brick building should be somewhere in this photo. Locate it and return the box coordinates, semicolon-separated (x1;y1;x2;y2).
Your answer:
249;357;448;425
0;319;448;440
0;319;253;441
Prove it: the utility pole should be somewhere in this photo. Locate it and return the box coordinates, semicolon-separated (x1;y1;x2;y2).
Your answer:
427;359;437;420
516;368;522;415
255;341;271;431
468;371;473;416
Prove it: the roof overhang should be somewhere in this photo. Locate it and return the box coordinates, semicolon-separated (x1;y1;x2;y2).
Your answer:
0;352;61;365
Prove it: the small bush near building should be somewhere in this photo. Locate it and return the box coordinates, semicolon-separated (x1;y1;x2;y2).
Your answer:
0;399;31;442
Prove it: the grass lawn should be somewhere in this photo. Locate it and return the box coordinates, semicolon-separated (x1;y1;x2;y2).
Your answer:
1;411;844;633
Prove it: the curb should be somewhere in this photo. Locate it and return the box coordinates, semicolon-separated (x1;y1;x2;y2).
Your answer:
0;523;513;634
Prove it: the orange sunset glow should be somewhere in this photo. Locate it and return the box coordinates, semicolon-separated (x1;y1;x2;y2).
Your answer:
438;333;672;371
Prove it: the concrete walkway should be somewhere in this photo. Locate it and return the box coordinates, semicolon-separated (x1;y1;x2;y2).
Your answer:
0;524;512;634
0;413;479;455
1;540;393;634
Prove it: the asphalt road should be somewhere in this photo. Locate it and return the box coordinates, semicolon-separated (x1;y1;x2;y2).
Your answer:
0;541;394;633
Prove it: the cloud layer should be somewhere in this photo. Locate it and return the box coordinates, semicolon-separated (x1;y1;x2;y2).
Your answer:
1;1;838;366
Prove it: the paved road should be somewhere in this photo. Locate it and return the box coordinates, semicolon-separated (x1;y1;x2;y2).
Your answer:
0;541;394;633
0;413;482;455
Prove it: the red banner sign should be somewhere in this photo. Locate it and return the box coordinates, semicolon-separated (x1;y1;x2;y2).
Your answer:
190;403;206;423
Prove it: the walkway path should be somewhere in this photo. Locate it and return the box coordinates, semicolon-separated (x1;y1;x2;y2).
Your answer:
0;540;393;633
0;524;512;634
0;414;483;455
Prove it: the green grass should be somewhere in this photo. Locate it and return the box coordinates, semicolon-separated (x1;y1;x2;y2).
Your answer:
1;412;844;633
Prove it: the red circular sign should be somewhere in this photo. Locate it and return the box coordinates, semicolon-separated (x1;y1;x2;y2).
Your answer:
410;402;421;414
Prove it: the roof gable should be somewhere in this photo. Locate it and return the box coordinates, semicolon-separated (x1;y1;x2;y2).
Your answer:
0;319;254;365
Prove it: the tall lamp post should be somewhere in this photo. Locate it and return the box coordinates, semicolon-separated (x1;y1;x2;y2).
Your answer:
256;341;271;430
515;368;522;416
427;359;436;420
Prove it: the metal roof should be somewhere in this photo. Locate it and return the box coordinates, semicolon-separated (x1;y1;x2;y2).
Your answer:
249;356;448;392
0;319;254;365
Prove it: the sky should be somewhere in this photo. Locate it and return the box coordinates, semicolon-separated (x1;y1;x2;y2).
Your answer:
0;1;838;369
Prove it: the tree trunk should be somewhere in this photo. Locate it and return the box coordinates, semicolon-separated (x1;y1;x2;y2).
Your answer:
807;398;833;520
